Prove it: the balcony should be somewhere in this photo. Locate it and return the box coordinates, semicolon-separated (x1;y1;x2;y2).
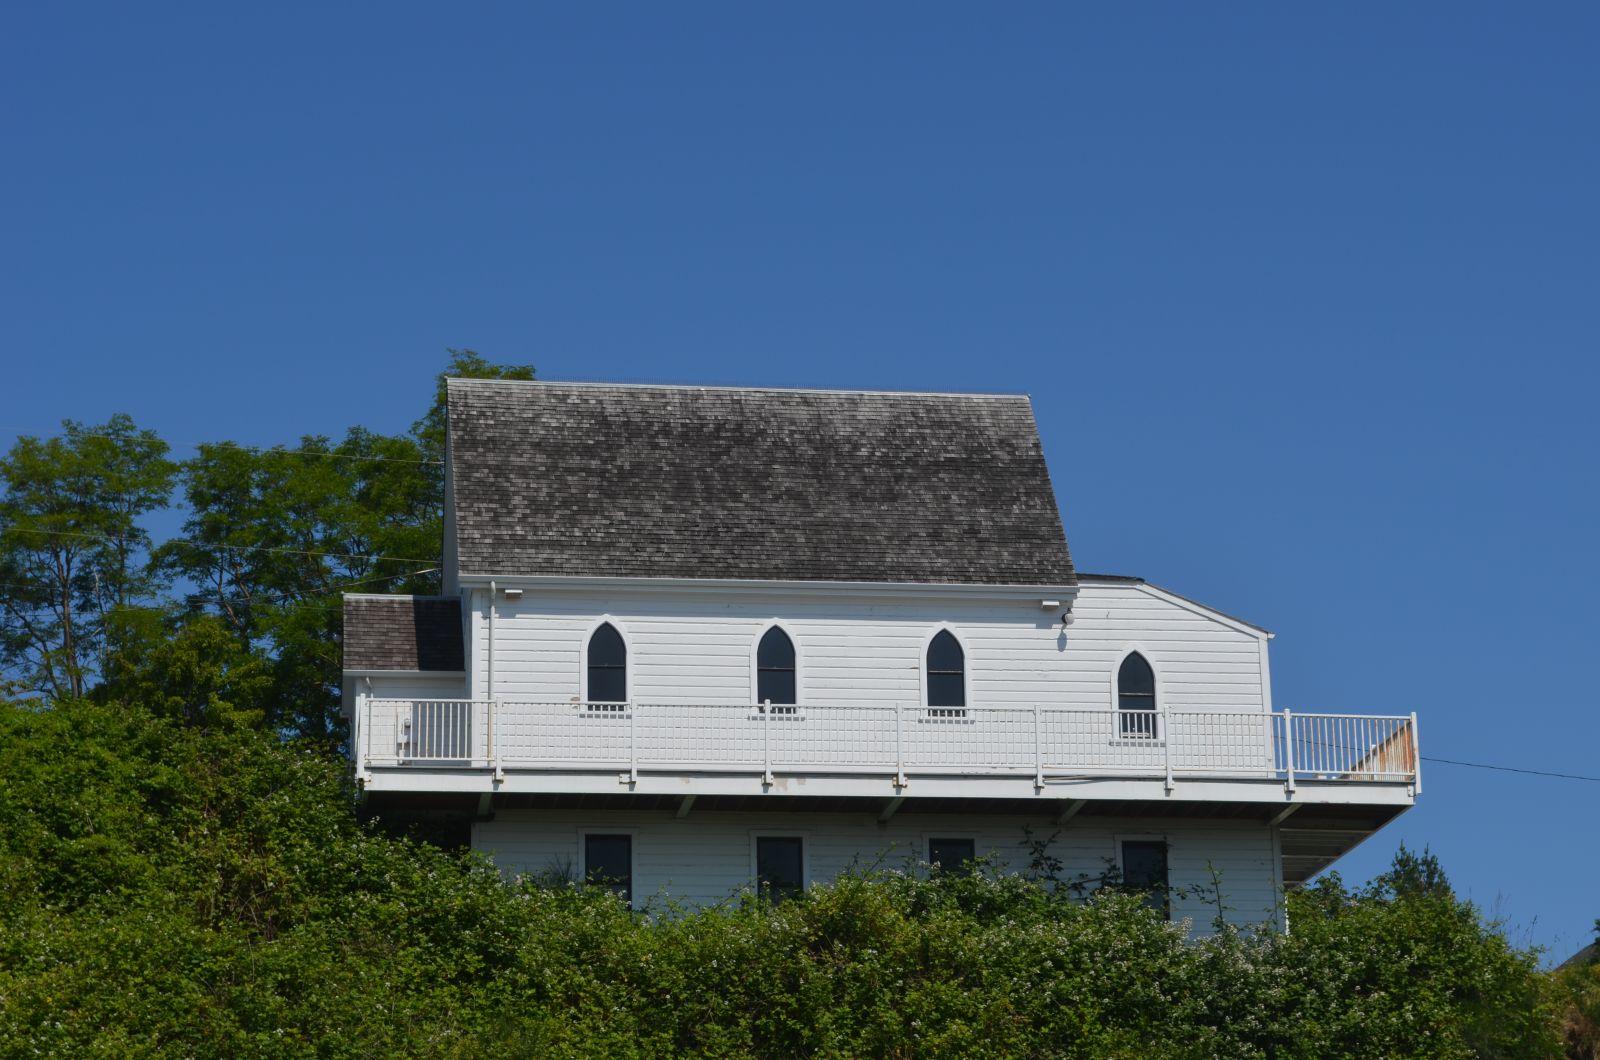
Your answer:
354;699;1420;808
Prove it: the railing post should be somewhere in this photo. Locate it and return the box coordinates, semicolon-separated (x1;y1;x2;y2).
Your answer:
1161;702;1173;794
628;702;638;785
1409;711;1421;797
1033;702;1044;791
762;699;773;788
358;690;372;783
1283;708;1296;794
490;699;504;782
894;703;907;789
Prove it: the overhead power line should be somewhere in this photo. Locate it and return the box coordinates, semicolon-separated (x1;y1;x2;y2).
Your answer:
1420;756;1600;784
1;525;438;566
0;427;441;466
0;566;442;620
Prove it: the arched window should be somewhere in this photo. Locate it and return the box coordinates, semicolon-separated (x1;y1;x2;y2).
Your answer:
926;629;966;716
756;626;796;710
587;622;627;707
1118;652;1156;738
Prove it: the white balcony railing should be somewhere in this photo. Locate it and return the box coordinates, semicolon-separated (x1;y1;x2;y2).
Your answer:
356;700;1419;792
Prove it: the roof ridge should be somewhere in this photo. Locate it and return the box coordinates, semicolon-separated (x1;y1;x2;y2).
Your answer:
447;377;1032;401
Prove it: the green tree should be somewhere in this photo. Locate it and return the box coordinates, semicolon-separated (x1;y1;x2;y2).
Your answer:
140;351;534;743
0;415;176;699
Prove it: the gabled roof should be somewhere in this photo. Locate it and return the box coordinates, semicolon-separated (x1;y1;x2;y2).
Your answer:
446;380;1075;586
342;596;464;671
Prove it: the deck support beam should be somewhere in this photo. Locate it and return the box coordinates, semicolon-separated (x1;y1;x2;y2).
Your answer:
878;796;906;823
1054;798;1087;826
675;794;696;819
1267;802;1302;827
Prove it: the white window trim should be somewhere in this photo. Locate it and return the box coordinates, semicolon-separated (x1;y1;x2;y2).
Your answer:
580;615;632;706
920;623;972;716
1110;643;1162;740
749;830;808;896
748;619;804;718
578;828;638;908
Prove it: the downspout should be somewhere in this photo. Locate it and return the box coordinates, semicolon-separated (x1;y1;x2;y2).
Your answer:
487;581;496;700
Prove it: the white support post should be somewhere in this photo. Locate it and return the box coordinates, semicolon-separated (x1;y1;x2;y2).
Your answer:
893;703;908;790
1283;708;1296;795
490;699;504;783
1161;701;1173;794
1033;702;1044;791
1409;711;1421;797
762;699;773;788
628;702;638;786
357;687;372;783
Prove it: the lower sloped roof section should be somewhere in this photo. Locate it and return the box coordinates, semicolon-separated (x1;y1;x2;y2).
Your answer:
343;595;464;672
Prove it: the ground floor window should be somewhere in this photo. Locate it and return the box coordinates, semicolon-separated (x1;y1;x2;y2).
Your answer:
755;836;804;901
927;837;977;873
585;833;633;904
1120;839;1169;918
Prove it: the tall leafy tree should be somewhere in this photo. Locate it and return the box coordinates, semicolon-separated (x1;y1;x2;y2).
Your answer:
145;351;534;743
0;416;176;699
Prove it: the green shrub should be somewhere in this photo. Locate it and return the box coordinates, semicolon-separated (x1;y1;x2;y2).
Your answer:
0;699;1567;1057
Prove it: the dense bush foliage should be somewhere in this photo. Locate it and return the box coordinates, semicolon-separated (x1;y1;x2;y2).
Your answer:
0;699;1573;1057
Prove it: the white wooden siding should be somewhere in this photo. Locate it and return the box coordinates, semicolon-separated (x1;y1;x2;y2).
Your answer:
474;809;1285;933
462;581;1269;716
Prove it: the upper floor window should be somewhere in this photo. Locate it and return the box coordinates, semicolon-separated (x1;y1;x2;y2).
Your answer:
1118;652;1156;738
927;630;965;716
756;626;796;709
587;622;627;705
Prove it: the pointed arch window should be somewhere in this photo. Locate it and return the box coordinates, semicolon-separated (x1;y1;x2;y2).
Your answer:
756;626;797;712
1118;652;1156;738
926;629;966;717
587;623;627;708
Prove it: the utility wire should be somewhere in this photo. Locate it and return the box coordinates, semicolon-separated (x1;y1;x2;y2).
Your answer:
1420;756;1600;784
0;566;442;620
0;525;438;565
0;428;441;466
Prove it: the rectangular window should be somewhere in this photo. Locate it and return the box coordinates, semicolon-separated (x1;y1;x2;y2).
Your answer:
755;836;804;901
927;837;976;873
585;834;633;904
1121;839;1169;918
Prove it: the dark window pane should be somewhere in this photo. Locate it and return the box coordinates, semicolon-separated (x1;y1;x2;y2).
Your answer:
757;668;796;706
585;834;632;904
928;837;976;872
756;836;804;901
1121;840;1169;917
927;672;965;709
589;623;626;666
757;627;795;670
587;623;626;702
1118;653;1155;697
927;630;964;673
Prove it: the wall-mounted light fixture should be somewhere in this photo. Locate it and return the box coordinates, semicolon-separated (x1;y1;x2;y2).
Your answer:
502;587;524;600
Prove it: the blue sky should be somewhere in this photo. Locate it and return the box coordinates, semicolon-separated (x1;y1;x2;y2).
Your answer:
3;4;1596;959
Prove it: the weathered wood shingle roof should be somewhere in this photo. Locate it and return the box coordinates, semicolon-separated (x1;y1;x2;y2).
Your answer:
342;596;464;671
446;380;1075;585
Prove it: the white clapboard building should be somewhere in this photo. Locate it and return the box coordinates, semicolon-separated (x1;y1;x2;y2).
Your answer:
342;380;1419;929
